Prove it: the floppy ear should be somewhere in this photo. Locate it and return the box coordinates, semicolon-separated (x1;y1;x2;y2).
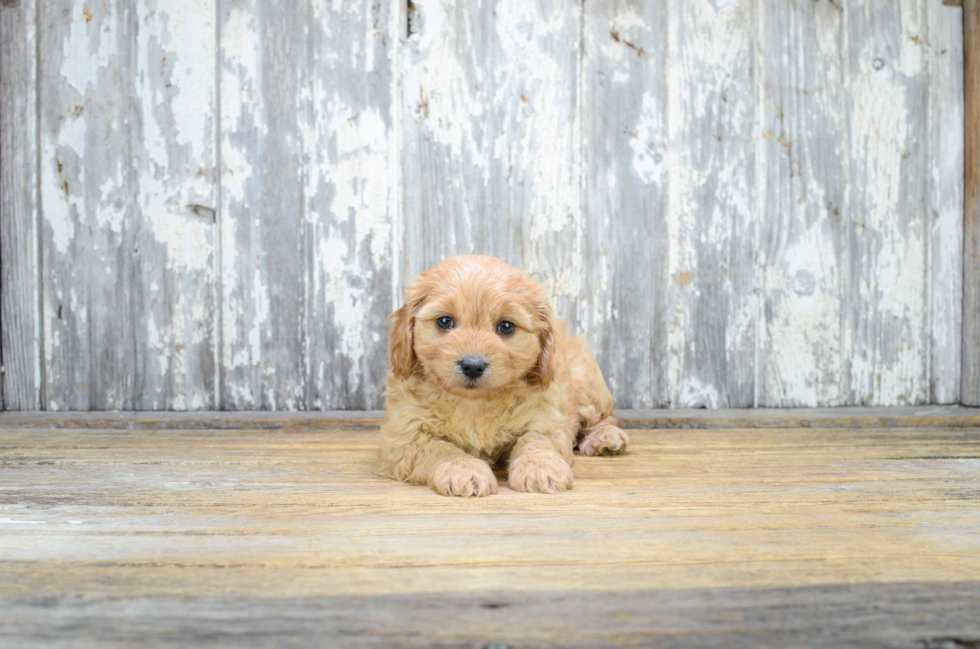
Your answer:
528;305;556;388
387;303;416;380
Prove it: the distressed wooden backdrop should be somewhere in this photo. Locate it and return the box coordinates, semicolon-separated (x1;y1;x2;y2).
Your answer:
0;0;967;411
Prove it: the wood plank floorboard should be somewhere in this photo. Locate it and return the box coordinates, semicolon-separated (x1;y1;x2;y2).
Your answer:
1;411;978;647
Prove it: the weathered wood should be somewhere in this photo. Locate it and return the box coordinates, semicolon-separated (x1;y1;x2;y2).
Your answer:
844;1;932;406
931;0;965;404
1;583;979;649
758;0;846;407
218;0;307;409
218;0;394;410
615;404;980;429
581;0;668;408
303;1;396;410
664;0;758;408
0;418;978;646
131;0;218;409
0;0;39;410
1;0;971;412
964;0;980;406
36;1;217;411
3;406;980;430
38;0;138;410
399;0;583;325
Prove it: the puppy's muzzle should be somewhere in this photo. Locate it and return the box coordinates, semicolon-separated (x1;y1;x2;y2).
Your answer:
458;357;489;380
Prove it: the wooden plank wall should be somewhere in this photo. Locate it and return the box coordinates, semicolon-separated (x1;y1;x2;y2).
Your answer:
0;0;968;411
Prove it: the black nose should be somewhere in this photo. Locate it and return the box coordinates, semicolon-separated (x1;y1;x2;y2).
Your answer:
458;357;488;380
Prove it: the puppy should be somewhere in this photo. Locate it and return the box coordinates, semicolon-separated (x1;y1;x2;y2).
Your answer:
378;255;629;496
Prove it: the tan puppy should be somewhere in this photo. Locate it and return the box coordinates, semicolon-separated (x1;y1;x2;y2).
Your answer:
378;255;629;496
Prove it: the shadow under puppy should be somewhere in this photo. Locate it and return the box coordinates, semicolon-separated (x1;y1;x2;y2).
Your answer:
378;255;629;496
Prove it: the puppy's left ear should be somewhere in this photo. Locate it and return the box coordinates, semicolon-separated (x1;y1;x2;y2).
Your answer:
528;304;556;388
387;303;417;380
388;279;430;380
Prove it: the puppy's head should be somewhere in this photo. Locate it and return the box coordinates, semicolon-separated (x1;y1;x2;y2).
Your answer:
387;255;555;396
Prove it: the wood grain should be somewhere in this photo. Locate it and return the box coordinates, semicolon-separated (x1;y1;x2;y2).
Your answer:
964;0;980;406
131;0;218;410
218;0;395;410
3;405;980;430
1;0;972;411
218;0;307;409
844;0;933;406
930;0;965;404
35;1;218;410
38;0;138;410
0;414;978;646
303;0;396;410
581;0;668;408
2;583;979;648
758;0;846;407
665;0;758;408
0;0;39;410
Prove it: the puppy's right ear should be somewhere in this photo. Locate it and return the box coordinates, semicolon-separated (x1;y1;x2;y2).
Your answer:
387;303;416;380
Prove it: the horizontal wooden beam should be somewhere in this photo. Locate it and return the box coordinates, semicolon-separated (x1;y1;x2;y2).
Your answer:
2;405;978;430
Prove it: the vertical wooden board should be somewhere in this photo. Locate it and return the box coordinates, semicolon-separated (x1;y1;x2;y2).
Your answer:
581;0;667;408
1;0;40;410
132;0;217;410
758;0;846;407
843;0;930;406
219;0;307;409
400;0;582;325
928;0;964;404
665;0;758;408
38;0;137;410
399;0;491;281
964;0;980;406
304;1;396;410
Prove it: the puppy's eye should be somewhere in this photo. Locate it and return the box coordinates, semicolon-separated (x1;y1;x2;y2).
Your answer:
496;321;515;336
436;316;454;330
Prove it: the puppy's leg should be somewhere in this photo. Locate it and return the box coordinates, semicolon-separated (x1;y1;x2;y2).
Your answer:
507;429;575;494
380;435;498;497
562;335;626;456
578;416;629;456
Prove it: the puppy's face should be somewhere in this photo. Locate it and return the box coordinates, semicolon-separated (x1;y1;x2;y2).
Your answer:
388;256;554;397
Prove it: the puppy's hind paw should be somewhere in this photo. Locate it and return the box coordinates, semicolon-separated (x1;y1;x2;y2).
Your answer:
508;449;574;494
578;424;629;456
431;456;499;497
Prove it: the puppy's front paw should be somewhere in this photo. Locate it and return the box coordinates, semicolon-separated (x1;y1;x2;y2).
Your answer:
579;424;629;456
508;449;574;494
431;456;499;497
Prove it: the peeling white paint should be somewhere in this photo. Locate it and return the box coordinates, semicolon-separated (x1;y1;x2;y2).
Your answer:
848;21;928;405
630;92;665;185
402;0;486;160
664;0;758;407
21;0;964;411
61;5;118;94
40;152;75;255
149;215;212;272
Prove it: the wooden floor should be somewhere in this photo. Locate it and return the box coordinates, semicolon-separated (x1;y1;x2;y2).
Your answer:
1;407;979;648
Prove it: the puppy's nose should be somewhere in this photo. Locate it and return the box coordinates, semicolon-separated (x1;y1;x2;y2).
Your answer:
458;357;488;380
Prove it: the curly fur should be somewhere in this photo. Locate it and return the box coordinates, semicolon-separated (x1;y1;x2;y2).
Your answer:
378;255;628;496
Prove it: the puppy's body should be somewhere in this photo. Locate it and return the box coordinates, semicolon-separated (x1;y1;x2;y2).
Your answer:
379;255;628;496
